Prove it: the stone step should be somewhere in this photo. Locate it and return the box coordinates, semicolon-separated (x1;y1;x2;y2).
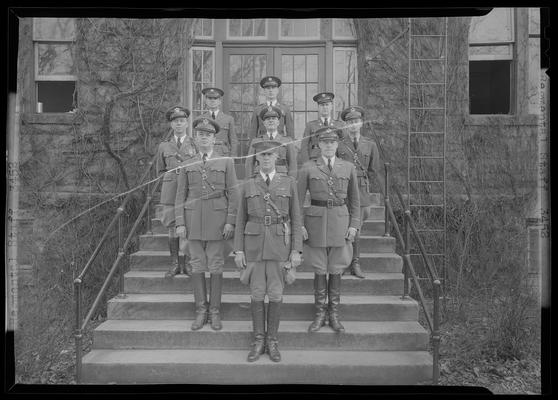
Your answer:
92;320;429;351
129;251;403;273
138;233;395;253
81;348;432;384
107;294;418;321
124;271;404;295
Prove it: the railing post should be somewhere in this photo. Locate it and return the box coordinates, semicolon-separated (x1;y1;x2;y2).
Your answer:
383;162;391;237
74;278;83;384
146;162;153;235
403;210;411;299
432;279;441;385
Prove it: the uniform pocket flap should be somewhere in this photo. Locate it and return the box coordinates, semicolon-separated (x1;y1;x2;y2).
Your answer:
244;221;262;235
304;205;325;217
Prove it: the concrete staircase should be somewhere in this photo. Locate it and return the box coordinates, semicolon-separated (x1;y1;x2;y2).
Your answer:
81;194;433;384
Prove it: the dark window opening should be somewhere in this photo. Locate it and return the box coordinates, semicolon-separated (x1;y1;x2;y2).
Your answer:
37;81;77;113
469;60;511;115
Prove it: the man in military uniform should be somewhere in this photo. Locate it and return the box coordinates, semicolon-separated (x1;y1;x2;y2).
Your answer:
249;76;294;141
234;139;303;363
299;92;345;165
156;106;196;278
337;106;381;279
245;105;297;179
297;127;360;333
175;117;239;331
200;87;238;158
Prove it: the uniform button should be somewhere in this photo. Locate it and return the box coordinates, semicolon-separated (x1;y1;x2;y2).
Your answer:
266;208;271;212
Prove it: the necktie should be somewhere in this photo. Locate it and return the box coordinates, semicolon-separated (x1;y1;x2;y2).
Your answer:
268;134;273;140
265;174;271;186
327;158;332;171
212;111;216;120
353;137;358;149
324;118;329;126
203;153;208;163
268;102;272;107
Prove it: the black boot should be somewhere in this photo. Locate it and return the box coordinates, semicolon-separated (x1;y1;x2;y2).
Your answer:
308;274;328;332
247;299;266;362
266;301;282;362
344;232;365;279
165;237;181;278
328;274;345;333
191;273;208;330
209;273;223;331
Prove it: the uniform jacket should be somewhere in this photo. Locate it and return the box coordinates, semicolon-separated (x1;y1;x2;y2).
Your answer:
156;135;196;206
175;153;239;241
299;118;345;165
297;157;360;247
200;110;238;158
249;102;294;141
234;174;302;262
245;133;297;178
336;132;380;208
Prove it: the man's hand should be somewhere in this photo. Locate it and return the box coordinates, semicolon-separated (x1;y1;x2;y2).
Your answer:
301;226;308;241
223;223;234;240
345;227;357;242
234;251;246;270
289;251;302;268
176;225;187;238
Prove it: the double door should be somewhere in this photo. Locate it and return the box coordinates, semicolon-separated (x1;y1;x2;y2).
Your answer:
223;47;325;161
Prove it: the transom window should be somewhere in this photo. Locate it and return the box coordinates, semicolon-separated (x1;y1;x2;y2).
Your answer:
279;19;320;39
333;19;356;39
227;19;267;39
194;18;213;39
33;18;77;113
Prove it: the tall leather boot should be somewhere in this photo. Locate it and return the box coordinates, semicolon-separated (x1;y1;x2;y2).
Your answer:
165;237;181;278
190;273;208;330
308;274;328;332
208;273;223;330
247;299;266;362
328;274;345;333
266;300;282;362
345;232;365;279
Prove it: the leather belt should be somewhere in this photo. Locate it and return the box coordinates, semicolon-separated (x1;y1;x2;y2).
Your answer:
192;191;225;200
248;215;287;226
311;199;346;208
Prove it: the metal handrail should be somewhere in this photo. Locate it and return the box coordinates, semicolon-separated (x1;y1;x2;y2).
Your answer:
73;151;164;383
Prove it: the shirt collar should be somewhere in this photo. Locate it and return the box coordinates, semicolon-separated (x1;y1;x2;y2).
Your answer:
210;109;219;117
201;149;213;159
267;100;277;106
174;134;186;144
322;155;336;166
320;116;331;124
266;131;278;139
260;169;276;181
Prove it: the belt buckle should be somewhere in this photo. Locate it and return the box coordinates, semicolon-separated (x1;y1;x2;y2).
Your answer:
327;199;334;208
264;215;272;226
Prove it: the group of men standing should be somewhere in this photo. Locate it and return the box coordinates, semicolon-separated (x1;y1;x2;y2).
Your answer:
155;75;381;363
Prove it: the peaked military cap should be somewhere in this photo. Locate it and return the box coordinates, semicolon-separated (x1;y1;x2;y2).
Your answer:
260;76;282;88
252;139;282;154
340;105;365;122
192;117;220;134
201;87;224;98
313;92;335;104
260;105;282;120
316;126;341;141
166;106;190;121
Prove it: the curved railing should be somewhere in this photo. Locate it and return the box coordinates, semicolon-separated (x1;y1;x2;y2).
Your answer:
369;126;442;385
73;151;163;383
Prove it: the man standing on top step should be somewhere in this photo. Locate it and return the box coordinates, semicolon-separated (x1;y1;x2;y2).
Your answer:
234;139;303;363
156;106;196;278
337;106;381;279
200;87;238;159
245;105;297;179
175;117;239;331
297;127;360;334
249;76;294;141
298;92;345;165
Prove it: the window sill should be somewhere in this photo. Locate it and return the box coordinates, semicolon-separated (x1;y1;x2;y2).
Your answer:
22;113;81;125
464;114;539;127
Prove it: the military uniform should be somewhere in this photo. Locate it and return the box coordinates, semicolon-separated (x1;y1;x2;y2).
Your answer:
249;76;294;141
337;106;381;278
200;87;238;158
175;117;239;331
245;106;297;178
156;106;196;278
299;92;345;165
297;127;360;333
235;140;303;363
